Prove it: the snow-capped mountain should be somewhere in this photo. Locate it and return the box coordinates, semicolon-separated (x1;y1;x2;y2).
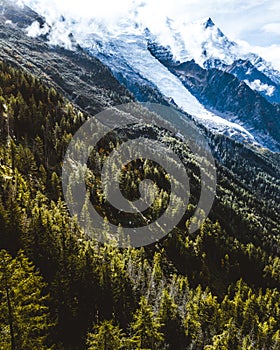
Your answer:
143;18;280;150
144;16;280;104
3;1;280;151
81;29;257;144
147;40;280;151
81;18;280;151
147;17;238;68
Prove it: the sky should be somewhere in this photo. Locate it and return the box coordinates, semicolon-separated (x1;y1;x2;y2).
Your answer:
18;0;280;70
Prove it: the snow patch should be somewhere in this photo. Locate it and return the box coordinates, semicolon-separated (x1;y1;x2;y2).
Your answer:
244;79;275;97
26;20;49;37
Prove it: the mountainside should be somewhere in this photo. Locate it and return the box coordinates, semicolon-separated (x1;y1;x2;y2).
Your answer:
0;2;279;350
0;3;132;115
147;44;280;150
147;16;280;101
12;0;280;151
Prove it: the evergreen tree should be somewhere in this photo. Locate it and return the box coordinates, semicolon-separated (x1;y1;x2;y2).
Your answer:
130;296;163;349
0;250;52;350
158;289;185;349
87;320;125;350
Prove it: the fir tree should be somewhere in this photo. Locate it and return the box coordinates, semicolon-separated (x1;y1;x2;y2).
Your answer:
87;320;125;350
0;250;53;350
130;296;164;349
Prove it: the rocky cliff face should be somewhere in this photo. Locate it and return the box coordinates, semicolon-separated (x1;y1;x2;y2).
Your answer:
224;59;280;104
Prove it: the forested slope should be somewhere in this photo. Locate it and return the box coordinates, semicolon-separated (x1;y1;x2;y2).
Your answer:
0;55;280;350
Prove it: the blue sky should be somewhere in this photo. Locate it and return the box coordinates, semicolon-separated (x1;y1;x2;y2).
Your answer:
164;0;280;47
19;0;280;69
169;0;280;69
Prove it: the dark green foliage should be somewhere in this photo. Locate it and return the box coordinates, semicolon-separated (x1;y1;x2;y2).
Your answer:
0;60;279;350
86;320;126;350
129;296;164;349
0;249;52;349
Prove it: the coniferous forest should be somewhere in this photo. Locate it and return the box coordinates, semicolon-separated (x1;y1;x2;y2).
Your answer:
0;54;280;350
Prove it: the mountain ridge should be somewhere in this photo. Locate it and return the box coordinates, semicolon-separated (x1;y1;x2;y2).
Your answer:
2;1;280;151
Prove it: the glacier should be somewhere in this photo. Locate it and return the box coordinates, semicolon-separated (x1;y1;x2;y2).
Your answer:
18;0;280;150
82;31;256;144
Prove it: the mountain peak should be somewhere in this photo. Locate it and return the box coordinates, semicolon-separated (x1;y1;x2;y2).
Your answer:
204;17;215;29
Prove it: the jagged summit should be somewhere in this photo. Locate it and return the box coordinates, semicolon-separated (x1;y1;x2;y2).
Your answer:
204;17;215;28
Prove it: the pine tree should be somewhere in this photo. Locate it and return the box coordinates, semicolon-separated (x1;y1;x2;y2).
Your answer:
130;296;163;349
0;249;53;350
86;320;125;350
158;289;185;349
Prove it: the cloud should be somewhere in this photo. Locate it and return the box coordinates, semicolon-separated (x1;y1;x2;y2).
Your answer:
22;0;141;22
20;0;280;41
18;0;280;71
237;39;280;71
244;79;275;97
253;44;280;71
26;20;48;37
262;22;280;35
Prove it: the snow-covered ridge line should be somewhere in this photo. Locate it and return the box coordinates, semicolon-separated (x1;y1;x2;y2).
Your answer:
84;32;255;143
13;2;279;149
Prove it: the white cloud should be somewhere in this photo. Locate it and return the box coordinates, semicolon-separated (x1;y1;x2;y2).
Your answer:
254;44;280;71
237;39;280;71
22;0;141;22
262;22;280;35
17;0;280;71
26;20;49;37
16;0;24;7
244;79;275;97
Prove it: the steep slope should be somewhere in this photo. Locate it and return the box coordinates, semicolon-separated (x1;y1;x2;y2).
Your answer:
0;3;280;350
0;2;261;147
87;31;258;142
0;2;132;116
0;1;278;252
147;43;280;150
0;50;279;350
4;1;280;151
